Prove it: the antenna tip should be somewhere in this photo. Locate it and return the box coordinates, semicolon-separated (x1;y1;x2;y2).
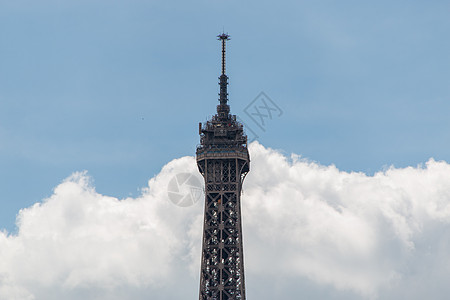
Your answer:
217;33;230;41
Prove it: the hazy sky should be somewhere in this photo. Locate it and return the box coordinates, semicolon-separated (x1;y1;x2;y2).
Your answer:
1;0;450;299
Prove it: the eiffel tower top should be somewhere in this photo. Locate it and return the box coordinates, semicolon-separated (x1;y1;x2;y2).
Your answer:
196;33;249;159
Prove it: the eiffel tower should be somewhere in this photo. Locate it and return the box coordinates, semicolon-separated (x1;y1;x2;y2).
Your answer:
196;33;250;300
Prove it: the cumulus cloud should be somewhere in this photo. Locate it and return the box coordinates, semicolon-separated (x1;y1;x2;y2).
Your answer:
0;157;203;300
244;143;450;300
1;142;450;299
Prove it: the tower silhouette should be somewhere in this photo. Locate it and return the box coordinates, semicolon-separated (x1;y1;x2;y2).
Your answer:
196;33;250;300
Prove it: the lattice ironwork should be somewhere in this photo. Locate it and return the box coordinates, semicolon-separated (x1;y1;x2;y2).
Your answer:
196;33;250;300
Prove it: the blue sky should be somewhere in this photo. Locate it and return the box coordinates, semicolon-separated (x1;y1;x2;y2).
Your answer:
1;0;449;231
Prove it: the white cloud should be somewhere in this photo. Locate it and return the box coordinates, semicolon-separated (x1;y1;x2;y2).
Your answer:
1;142;450;299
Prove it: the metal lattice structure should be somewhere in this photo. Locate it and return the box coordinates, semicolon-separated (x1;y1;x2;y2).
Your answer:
196;33;250;300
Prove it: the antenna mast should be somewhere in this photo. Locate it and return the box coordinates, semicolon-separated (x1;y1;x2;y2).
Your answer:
217;33;230;115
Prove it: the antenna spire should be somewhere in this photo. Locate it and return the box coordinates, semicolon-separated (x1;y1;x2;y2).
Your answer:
217;33;230;75
217;33;230;117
